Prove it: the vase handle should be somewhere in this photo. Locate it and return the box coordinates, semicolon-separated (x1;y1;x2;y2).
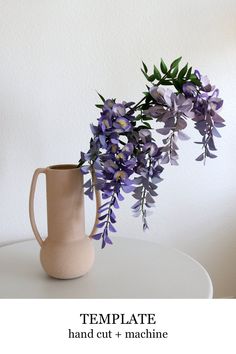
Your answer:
29;168;46;247
89;168;101;239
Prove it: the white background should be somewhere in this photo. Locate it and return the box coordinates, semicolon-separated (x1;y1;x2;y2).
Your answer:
0;0;236;298
0;299;235;353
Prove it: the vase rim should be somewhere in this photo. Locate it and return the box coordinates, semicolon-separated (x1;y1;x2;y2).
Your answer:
47;164;78;171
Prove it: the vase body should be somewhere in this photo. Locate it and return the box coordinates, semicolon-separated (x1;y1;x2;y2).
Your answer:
29;164;100;279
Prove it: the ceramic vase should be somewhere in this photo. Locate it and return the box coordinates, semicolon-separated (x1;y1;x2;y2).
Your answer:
29;164;100;279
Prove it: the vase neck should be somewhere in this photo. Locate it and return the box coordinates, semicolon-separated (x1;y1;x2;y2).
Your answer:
45;166;85;241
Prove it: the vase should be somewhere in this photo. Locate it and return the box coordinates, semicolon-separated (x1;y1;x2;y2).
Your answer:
29;164;101;279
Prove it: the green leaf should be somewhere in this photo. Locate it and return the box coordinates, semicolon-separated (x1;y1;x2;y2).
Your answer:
142;121;152;128
172;79;182;91
137;125;152;130
142;61;148;73
178;63;188;79
160;58;168;74
96;91;105;103
141;68;149;81
170;56;182;69
142;116;153;121
160;79;172;85
153;65;161;80
148;74;155;82
190;74;201;86
186;66;192;80
95;104;104;109
141;70;155;82
135;114;142;121
191;78;201;86
170;65;179;78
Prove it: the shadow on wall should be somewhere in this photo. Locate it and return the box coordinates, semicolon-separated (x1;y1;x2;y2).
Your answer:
186;219;236;299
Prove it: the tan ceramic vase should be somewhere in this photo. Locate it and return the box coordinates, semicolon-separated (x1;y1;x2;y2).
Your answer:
29;164;101;279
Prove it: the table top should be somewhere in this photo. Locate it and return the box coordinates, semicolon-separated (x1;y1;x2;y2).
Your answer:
0;238;213;299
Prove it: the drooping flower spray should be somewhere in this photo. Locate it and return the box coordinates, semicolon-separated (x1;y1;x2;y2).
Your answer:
79;57;225;248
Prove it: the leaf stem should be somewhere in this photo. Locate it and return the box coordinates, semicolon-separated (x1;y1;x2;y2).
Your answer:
128;68;173;115
101;187;117;239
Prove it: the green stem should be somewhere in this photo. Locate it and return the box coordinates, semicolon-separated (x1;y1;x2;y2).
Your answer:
141;188;146;215
140;156;152;219
105;190;116;227
128;68;173;114
77;159;84;168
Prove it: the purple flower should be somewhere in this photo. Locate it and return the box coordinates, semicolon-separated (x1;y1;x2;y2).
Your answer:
147;87;194;122
112;103;126;117
143;142;159;157
139;129;152;143
164;90;194;119
195;70;214;92
208;95;223;112
103;99;115;110
182;82;198;97
149;86;166;104
90;123;100;135
99;111;113;132
104;160;119;174
110;144;119;154
114;144;134;162
115;152;127;162
79;60;225;248
125;157;137;169
114;170;128;182
109;133;119;144
113;117;132;132
122;143;134;155
144;105;166;118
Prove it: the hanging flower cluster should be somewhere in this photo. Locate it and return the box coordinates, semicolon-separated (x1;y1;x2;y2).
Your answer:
79;57;225;248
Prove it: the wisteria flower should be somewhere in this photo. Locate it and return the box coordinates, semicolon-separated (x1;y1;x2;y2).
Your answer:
112;103;126;117
113;117;132;132
79;57;225;247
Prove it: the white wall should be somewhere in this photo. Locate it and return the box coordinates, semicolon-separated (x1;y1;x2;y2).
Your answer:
0;0;235;297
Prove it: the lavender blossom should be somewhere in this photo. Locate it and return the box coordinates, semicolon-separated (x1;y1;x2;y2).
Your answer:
113;117;132;133
182;70;224;162
79;58;225;247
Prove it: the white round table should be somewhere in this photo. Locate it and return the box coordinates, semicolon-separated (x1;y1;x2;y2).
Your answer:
0;238;213;298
